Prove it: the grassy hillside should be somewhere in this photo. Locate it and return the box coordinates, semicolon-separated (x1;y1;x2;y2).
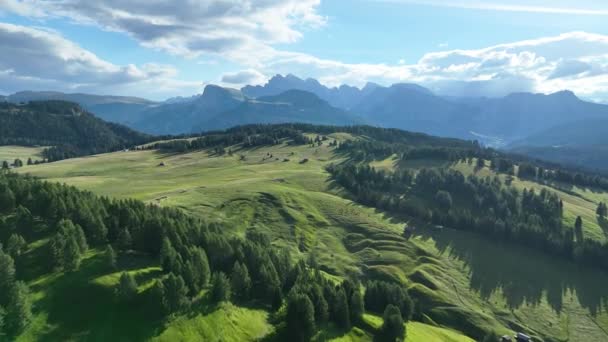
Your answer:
17;129;608;341
0;146;46;165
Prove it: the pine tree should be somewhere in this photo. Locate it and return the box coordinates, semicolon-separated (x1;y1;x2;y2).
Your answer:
63;236;82;272
182;261;198;296
0;250;16;306
192;247;210;287
211;272;231;303
0;185;15;213
230;261;252;302
574;216;584;242
1;161;9;170
104;244;117;270
72;223;88;253
117;272;138;301
333;287;351;330
286;292;316;342
6;281;32;334
152;280;167;314
160;237;178;273
117;228;132;251
0;305;5;335
15;206;33;231
597;202;607;218
349;288;365;324
27;158;33;166
48;233;66;269
380;304;405;342
162;273;189;313
6;234;27;259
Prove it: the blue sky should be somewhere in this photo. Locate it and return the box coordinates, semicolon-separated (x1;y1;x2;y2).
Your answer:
1;0;608;101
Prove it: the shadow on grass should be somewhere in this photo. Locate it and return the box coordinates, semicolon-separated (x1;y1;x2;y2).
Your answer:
34;252;165;341
417;227;608;317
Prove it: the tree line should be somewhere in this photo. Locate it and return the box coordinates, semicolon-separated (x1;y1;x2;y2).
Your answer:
0;171;414;340
328;163;608;272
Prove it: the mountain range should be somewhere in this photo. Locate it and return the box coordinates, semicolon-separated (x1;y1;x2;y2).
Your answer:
5;74;608;170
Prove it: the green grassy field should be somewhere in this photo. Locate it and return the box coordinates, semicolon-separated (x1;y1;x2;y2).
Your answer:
0;145;45;164
17;138;608;341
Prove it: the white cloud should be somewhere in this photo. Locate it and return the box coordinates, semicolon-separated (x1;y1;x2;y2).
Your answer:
221;69;267;86
2;0;325;58
372;0;608;16
0;23;201;99
239;31;608;99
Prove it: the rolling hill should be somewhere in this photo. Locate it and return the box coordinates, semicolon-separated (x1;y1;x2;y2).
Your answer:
0;100;150;161
7;123;608;341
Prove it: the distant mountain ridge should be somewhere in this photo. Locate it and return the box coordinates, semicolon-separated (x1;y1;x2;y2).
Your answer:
242;74;381;110
6;91;157;124
132;85;245;135
8;74;608;171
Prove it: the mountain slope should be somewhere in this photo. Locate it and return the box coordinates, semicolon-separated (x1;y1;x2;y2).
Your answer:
132;85;245;135
353;83;472;138
0;100;150;160
7;91;156;124
198;90;363;131
457;90;608;141
508;118;608;171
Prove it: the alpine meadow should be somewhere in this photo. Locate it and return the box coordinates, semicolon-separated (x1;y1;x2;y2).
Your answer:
2;1;608;342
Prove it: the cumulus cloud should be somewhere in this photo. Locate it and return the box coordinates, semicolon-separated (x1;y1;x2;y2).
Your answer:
373;0;608;16
221;69;267;86
243;31;608;99
3;0;325;58
0;23;201;98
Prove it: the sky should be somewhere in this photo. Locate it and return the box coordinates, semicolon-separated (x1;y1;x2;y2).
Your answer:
1;0;608;101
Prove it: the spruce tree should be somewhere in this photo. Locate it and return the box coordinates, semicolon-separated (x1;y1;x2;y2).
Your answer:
597;202;607;218
117;228;132;251
192;247;210;287
333;287;351;330
574;216;584;242
182;261;198;296
63;236;81;272
162;273;189;313
380;304;405;342
0;251;16;305
286;292;316;342
349;288;365;324
211;272;231;303
117;272;138;301
0;185;15;213
6;281;32;334
0;305;5;335
104;244;117;270
6;234;27;259
230;261;252;302
160;237;178;273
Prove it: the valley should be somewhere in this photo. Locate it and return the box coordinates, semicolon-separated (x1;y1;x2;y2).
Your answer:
12;128;608;341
